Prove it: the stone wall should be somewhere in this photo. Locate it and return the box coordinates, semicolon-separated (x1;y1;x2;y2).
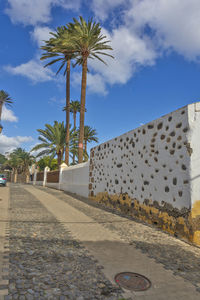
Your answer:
89;102;200;245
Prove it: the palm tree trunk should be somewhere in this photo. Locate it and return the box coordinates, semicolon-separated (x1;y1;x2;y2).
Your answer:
57;151;62;166
65;59;70;166
84;140;88;162
73;112;76;129
78;58;87;163
72;152;75;164
84;140;87;154
72;111;76;164
0;102;2;121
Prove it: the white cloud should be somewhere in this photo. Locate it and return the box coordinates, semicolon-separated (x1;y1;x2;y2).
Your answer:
86;0;200;92
89;26;156;86
90;0;129;21
71;25;156;95
48;97;66;106
87;73;108;95
5;0;81;26
5;0;200;95
58;0;81;10
127;0;200;60
0;135;33;154
31;26;54;47
72;72;107;95
1;107;18;122
4;58;56;83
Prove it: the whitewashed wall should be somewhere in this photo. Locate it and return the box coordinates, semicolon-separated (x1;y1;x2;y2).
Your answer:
90;104;195;210
60;162;89;197
46;183;59;189
35;181;43;186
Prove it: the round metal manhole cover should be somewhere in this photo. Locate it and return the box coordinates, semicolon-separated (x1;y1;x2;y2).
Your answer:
114;272;151;291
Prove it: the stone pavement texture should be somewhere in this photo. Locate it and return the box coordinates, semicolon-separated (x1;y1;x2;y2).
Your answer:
0;186;9;300
6;184;122;300
38;186;200;289
1;184;200;299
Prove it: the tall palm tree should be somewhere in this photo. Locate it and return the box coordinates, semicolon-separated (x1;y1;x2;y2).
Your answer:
0;90;13;124
31;121;66;166
41;26;75;166
65;17;113;163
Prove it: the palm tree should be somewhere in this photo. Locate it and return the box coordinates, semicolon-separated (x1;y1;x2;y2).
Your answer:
5;152;20;183
63;100;87;129
63;100;80;129
83;126;98;159
12;148;35;174
41;26;75;166
5;148;34;183
0;90;13;129
70;100;80;129
69;127;79;164
31;121;66;166
69;129;90;164
65;17;113;163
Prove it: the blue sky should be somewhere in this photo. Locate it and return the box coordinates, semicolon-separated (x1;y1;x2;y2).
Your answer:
1;0;200;156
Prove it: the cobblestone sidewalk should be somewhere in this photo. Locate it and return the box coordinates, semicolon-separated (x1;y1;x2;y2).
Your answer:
25;185;200;300
34;185;200;293
6;184;123;300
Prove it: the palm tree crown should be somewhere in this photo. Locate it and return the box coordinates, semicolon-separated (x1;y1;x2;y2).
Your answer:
40;26;74;75
83;126;98;155
66;17;114;66
0;90;13;121
31;121;66;166
5;148;34;174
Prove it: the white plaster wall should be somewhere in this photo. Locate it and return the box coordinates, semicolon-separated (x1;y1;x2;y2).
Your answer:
35;181;43;186
188;102;200;208
90;104;192;210
60;162;89;197
46;183;59;189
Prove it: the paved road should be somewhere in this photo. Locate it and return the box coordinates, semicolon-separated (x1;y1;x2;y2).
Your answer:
1;184;200;299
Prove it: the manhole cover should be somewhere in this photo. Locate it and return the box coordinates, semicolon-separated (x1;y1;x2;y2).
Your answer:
114;272;151;291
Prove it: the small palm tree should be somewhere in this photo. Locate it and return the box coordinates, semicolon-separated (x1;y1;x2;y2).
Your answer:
12;148;35;174
0;90;13;123
6;152;20;172
83;126;98;158
31;121;66;166
63;100;87;129
41;26;75;166
63;100;80;129
65;17;113;163
69;128;79;164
